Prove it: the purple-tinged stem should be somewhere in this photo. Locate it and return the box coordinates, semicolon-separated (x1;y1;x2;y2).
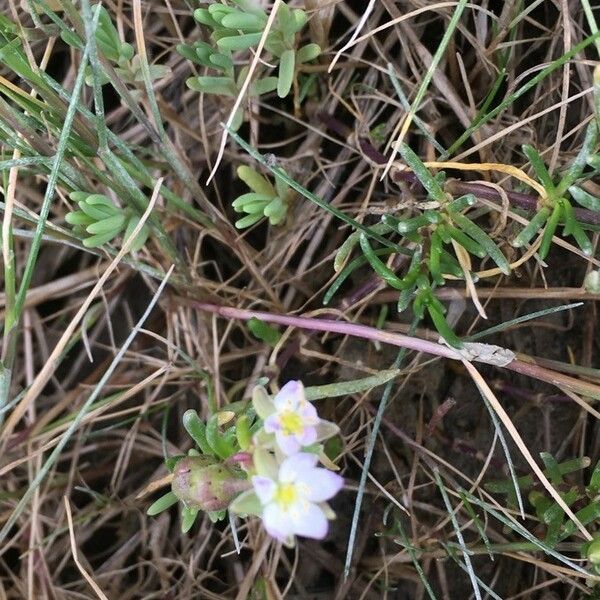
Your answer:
190;301;600;400
193;301;460;360
319;112;600;226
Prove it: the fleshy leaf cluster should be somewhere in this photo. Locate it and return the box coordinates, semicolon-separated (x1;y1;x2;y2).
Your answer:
65;191;149;251
232;165;292;228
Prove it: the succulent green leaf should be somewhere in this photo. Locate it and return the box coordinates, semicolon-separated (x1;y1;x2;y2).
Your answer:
231;192;272;210
538;202;562;259
451;212;510;275
235;415;252;450
446;225;486;258
217;33;263;51
399;144;446;203
249;77;279;96
209;52;234;73
65;211;95;226
186;76;236;96
221;11;266;31
177;43;203;65
264;196;286;224
447;194;477;212
427;303;463;348
569;185;600;211
512;208;550;248
296;43;321;64
205;415;235;459
85;213;126;235
237;165;276;196
183;409;214;455
570;222;592;256
522;144;557;200
428;229;444;285
557;121;598;195
359;233;412;290
194;8;220;28
123;216;150;252
277;49;295;98
77;201;115;221
235;212;264;228
82;229;120;248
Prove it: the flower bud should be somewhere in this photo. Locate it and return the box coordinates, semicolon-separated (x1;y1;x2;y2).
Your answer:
588;538;600;566
584;270;600;294
171;456;249;512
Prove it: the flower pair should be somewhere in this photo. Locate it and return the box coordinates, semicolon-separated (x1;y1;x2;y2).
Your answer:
231;381;344;545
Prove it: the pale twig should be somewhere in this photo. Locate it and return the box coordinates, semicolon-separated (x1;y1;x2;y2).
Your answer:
63;496;110;600
328;0;377;72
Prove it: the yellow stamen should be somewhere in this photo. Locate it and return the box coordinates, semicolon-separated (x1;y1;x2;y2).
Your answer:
279;410;304;436
275;483;298;508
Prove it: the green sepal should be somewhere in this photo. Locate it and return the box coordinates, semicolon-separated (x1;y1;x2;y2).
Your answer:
181;506;199;533
147;491;178;516
206;414;235;459
183;409;214;456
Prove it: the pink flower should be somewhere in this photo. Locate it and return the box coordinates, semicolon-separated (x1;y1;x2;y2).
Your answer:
263;381;320;455
252;453;344;542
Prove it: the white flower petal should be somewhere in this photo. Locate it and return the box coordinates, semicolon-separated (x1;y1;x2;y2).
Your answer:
298;402;319;425
279;452;318;482
289;502;328;539
296;426;317;447
296;468;344;502
276;431;301;455
263;503;294;541
252;476;276;505
273;380;304;411
263;414;281;433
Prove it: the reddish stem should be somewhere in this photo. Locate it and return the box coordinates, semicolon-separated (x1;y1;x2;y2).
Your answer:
319;112;600;226
189;301;600;400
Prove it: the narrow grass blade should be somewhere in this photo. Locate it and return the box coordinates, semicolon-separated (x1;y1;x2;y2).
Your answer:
434;469;482;600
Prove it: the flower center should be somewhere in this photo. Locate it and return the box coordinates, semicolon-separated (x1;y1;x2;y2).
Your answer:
279;410;304;436
274;483;299;508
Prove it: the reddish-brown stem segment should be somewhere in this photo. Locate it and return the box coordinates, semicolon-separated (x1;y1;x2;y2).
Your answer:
191;301;600;400
319;112;600;226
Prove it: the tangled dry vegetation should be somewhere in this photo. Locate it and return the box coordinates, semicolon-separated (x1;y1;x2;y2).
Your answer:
1;1;600;598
